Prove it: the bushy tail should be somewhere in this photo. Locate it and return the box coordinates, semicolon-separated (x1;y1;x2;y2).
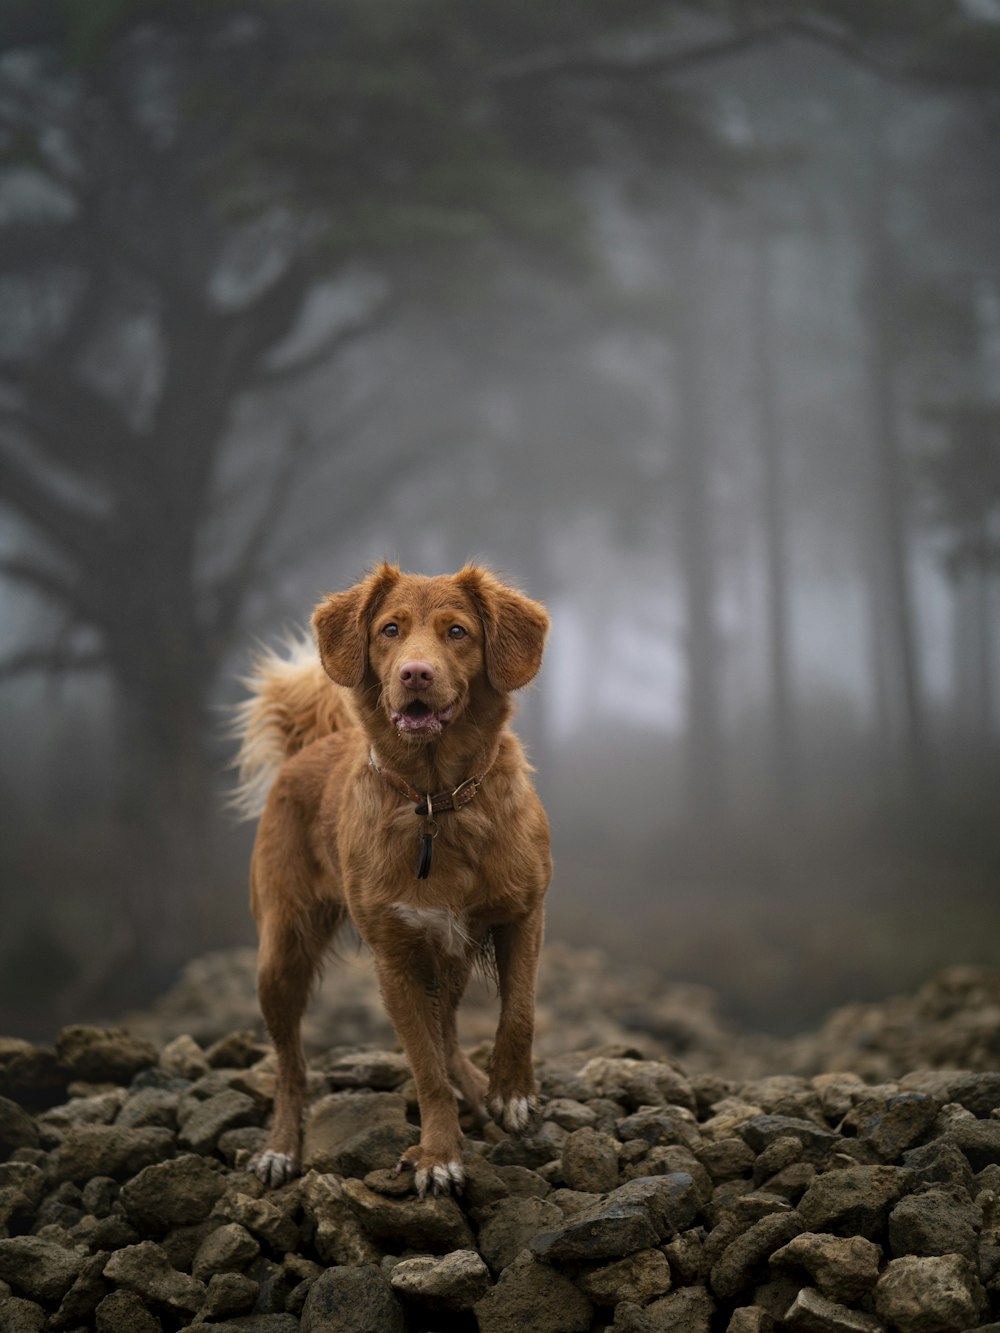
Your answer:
228;634;354;821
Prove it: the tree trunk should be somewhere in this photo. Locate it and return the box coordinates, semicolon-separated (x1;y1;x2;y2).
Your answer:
672;201;725;823
748;205;798;812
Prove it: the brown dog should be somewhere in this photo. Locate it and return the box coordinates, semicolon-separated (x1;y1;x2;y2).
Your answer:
232;563;552;1196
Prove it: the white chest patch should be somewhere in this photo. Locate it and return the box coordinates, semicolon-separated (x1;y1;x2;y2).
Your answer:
389;904;473;958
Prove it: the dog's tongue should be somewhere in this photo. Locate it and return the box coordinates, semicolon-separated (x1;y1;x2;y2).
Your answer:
395;701;443;734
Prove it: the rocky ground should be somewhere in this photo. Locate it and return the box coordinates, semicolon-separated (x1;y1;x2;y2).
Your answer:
1;945;1000;1331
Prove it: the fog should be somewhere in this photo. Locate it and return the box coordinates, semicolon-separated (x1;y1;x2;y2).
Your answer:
1;2;998;1039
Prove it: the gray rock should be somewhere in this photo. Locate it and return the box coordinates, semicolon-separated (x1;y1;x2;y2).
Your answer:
299;1172;380;1267
200;1270;260;1318
576;1057;697;1114
752;1136;805;1185
545;1098;598;1131
947;1073;1000;1118
94;1290;163;1332
487;1133;561;1170
322;1049;410;1090
710;1211;805;1300
770;1232;881;1303
663;1229;708;1285
0;1096;38;1154
80;1175;119;1217
617;1109;700;1150
614;1286;715;1332
700;1137;758;1183
178;1089;261;1153
341;1177;475;1252
50;1249;112;1328
103;1241;207;1314
389;1249;491;1308
726;1307;775;1333
948;1120;1000;1172
0;1038;66;1105
213;1189;300;1253
115;1087;180;1131
54;1026;158;1084
902;1139;977;1195
0;1235;83;1302
197;1317;297;1333
460;1152;510;1214
561;1126;621;1193
478;1196;564;1274
578;1248;673;1305
844;1094;940;1161
474;1249;592;1333
875;1253;987;1333
0;1296;47;1333
529;1174;697;1266
160;1034;210;1080
739;1116;840;1164
888;1186;982;1260
783;1286;885;1332
302;1090;411;1175
119;1153;227;1233
798;1166;914;1238
495;1164;552;1197
191;1222;260;1281
300;1264;405;1333
45;1125;175;1184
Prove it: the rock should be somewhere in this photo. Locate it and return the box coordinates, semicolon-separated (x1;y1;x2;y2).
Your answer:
340;1177;475;1252
116;1087;180;1130
51;1249;112;1327
782;1286;885;1332
700;1137;758;1182
739;1116;840;1164
576;1057;697;1114
0;1235;83;1302
0;1297;47;1333
0;1095;38;1154
488;1132;561;1170
874;1253;987;1333
119;1153;227;1233
843;1093;940;1160
213;1189;300;1253
300;1264;405;1333
578;1248;673;1305
200;1270;259;1318
710;1211;806;1300
302;1091;417;1175
902;1139;977;1194
191;1222;260;1280
474;1249;592;1333
178;1089;261;1153
321;1049;410;1090
888;1186;982;1260
798;1166;914;1238
45;1125;175;1184
478;1196;564;1273
546;1098;598;1131
55;1026;158;1083
103;1241;207;1314
727;1307;775;1333
299;1172;380;1267
561;1126;621;1192
94;1289;163;1332
530;1174;697;1266
948;1120;1000;1172
160;1034;209;1080
947;1073;1000;1118
614;1285;715;1332
389;1249;491;1308
770;1232;881;1303
0;1038;67;1106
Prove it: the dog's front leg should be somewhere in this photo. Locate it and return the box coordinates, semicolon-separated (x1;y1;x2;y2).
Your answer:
488;907;544;1134
373;954;465;1197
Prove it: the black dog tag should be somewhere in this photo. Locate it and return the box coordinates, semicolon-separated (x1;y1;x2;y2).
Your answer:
416;832;434;879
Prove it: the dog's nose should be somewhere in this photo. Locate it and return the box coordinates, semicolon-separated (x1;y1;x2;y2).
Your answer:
399;660;435;690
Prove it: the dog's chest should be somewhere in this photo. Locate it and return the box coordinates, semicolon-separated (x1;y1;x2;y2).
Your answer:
387;903;473;957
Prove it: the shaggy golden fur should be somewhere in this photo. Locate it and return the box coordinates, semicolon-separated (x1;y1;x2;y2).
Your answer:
233;563;552;1196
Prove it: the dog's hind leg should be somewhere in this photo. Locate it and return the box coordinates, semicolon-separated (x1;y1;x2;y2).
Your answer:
248;898;342;1186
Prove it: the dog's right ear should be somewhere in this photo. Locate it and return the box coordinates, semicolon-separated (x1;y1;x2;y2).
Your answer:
312;563;400;687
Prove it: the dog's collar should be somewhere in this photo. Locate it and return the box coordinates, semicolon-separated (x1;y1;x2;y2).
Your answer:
368;745;499;879
368;747;497;816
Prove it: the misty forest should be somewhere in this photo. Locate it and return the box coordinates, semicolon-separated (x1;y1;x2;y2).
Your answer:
1;0;999;1041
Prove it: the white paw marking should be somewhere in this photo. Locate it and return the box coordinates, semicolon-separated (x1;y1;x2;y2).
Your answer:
249;1149;295;1187
414;1159;464;1199
489;1094;536;1133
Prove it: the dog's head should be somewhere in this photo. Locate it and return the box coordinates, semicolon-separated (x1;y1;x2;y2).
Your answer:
312;563;549;741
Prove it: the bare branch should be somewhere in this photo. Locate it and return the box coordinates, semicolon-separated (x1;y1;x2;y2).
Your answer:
252;287;397;389
0;554;76;609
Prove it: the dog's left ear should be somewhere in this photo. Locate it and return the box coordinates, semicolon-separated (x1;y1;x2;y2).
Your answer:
313;563;400;687
458;566;550;693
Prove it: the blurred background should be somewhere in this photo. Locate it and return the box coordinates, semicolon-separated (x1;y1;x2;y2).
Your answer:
1;0;998;1043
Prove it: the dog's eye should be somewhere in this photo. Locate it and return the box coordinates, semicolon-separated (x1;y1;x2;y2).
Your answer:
381;623;399;638
447;625;467;640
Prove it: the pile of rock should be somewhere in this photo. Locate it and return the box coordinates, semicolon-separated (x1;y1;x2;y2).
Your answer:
3;1012;1000;1332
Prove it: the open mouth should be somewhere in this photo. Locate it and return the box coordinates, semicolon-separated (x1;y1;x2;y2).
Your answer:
389;698;457;736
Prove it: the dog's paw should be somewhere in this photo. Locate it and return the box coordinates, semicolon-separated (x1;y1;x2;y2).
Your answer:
487;1092;538;1134
247;1148;297;1188
396;1144;464;1199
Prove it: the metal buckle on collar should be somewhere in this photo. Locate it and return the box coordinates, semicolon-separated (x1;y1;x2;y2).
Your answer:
450;776;479;811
